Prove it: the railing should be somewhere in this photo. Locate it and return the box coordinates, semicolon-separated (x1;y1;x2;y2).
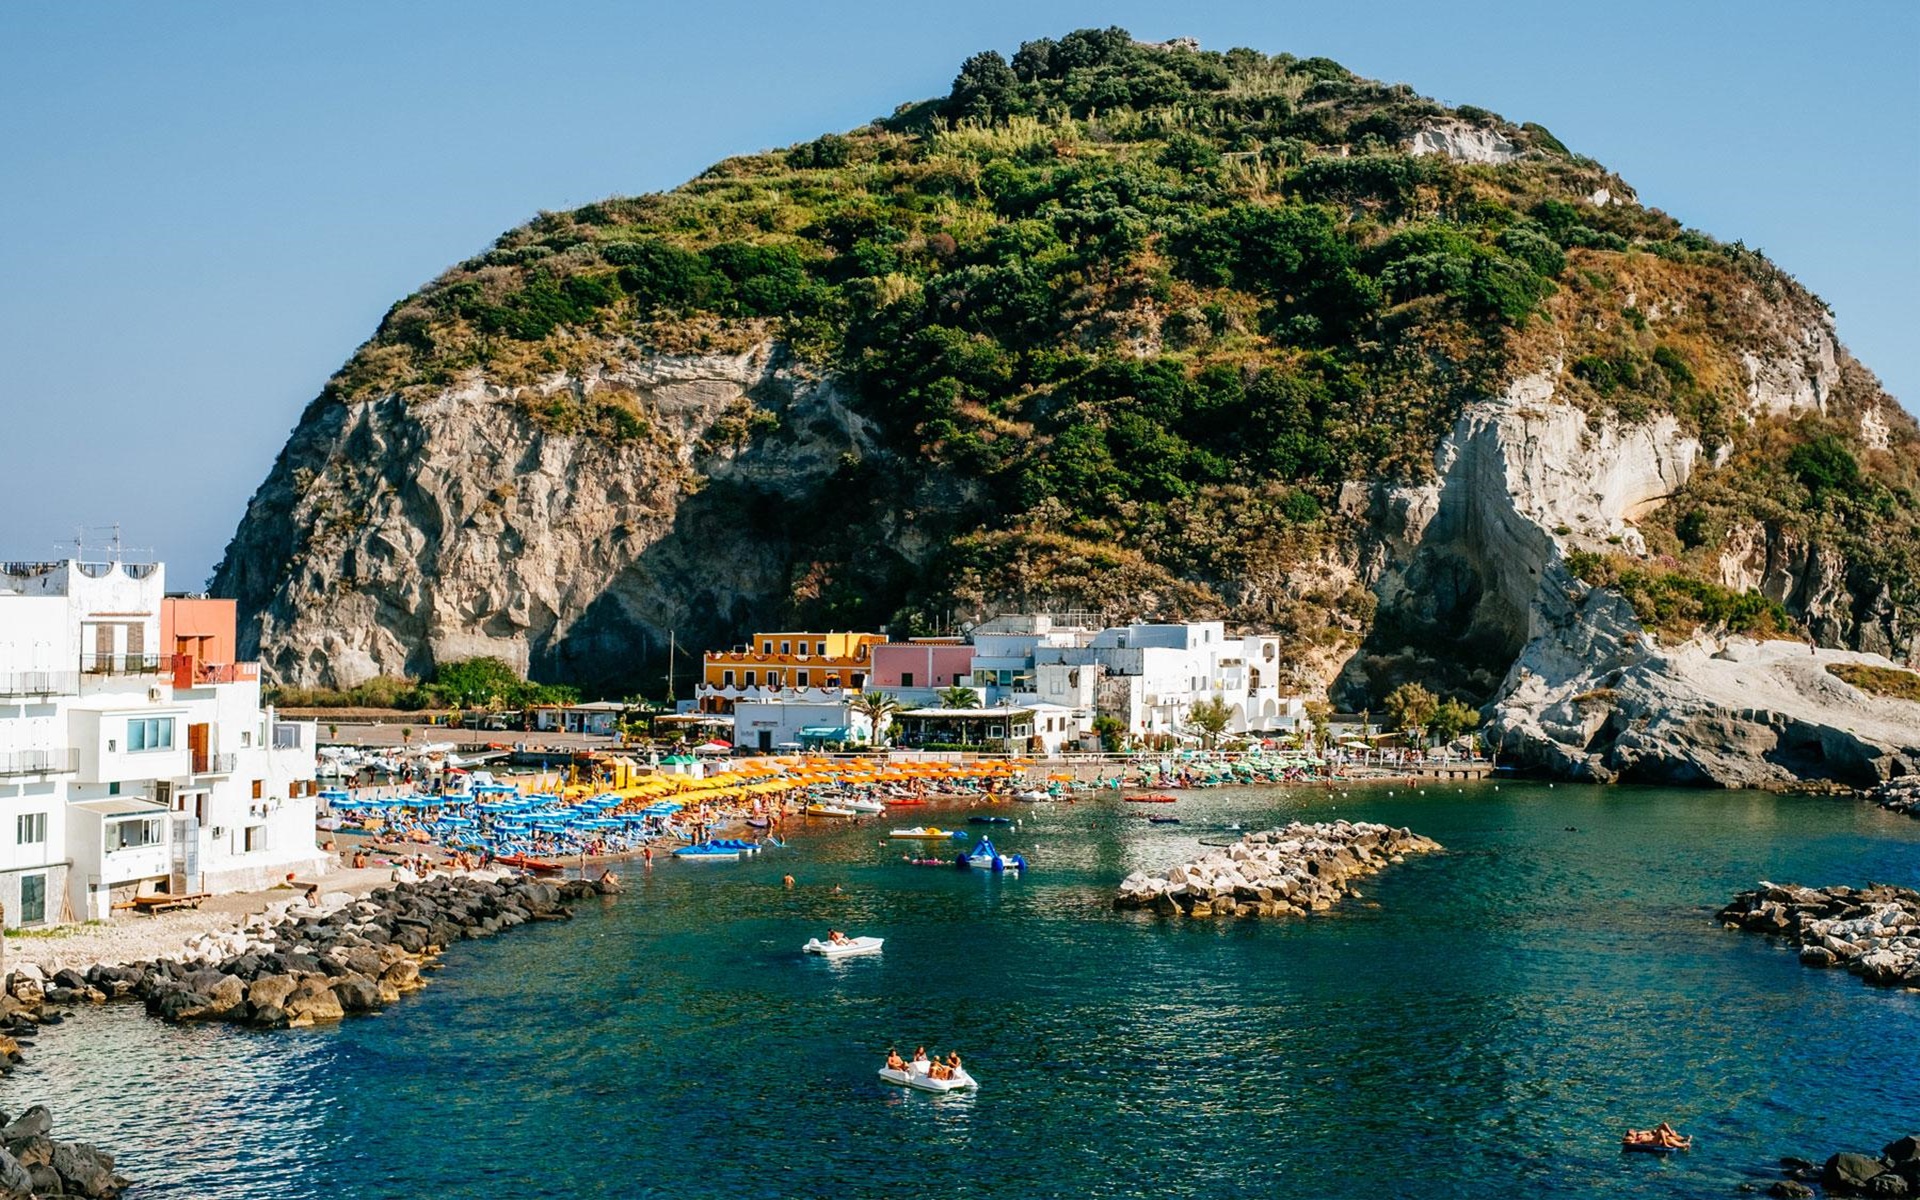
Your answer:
0;749;78;777
192;751;238;774
170;658;260;687
0;670;78;697
79;653;163;676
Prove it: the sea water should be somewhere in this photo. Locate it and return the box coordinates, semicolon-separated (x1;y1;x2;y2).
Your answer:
9;782;1918;1199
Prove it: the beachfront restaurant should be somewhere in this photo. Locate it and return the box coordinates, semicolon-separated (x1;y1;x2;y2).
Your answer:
530;700;628;736
893;707;1036;754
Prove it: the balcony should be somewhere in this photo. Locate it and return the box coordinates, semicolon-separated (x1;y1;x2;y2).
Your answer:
0;749;79;777
192;751;238;774
0;670;78;697
170;658;261;688
79;653;164;676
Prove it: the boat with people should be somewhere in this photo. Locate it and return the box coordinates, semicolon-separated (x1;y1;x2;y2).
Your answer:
889;826;967;840
803;933;883;958
879;1051;977;1093
957;837;1027;873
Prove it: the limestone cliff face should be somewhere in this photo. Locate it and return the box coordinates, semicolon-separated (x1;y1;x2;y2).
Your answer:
213;344;894;689
1346;311;1920;785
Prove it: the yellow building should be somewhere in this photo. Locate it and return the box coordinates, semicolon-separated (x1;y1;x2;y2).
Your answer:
697;631;885;714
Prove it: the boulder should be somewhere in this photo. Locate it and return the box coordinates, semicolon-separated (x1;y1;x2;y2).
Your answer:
0;1148;30;1200
1;1107;51;1143
284;982;344;1027
1869;1174;1911;1198
331;976;381;1014
51;1141;115;1198
1769;1183;1815;1199
246;975;298;1013
1827;1152;1892;1195
1885;1136;1920;1168
6;1137;50;1168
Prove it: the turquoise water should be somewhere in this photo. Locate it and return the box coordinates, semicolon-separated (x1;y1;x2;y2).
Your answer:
10;783;1919;1199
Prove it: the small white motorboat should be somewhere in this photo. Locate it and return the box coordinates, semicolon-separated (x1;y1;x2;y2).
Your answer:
805;803;857;817
879;1060;978;1093
841;797;886;813
889;826;965;840
803;935;884;958
1013;789;1051;803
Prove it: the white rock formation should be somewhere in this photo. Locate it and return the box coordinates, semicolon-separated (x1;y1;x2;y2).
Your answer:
215;342;886;688
1407;121;1521;165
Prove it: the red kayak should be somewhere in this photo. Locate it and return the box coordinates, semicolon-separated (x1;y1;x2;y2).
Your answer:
494;854;564;872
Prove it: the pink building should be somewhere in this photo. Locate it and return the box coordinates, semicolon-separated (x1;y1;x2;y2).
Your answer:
869;642;975;690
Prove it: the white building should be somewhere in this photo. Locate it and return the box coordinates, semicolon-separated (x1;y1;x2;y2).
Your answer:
0;558;326;926
962;616;1306;745
729;698;872;753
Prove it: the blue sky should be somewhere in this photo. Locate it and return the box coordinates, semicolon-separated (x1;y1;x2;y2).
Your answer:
3;1;1915;585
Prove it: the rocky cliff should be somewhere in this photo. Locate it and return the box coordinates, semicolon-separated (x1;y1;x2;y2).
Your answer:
214;28;1920;784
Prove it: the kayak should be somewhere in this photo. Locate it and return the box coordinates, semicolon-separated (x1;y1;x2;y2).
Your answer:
968;815;1013;825
879;1062;978;1093
494;854;564;872
1147;816;1181;825
803;935;883;958
889;827;966;840
1124;794;1178;804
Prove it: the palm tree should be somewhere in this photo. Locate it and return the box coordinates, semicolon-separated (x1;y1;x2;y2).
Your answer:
850;690;905;748
936;685;980;709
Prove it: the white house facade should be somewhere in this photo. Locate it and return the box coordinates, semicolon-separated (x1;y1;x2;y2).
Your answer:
0;558;326;926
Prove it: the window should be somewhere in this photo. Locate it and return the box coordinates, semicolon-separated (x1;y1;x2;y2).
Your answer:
722;670;735;687
744;670;757;688
762;641;773;654
768;672;783;688
244;825;267;852
19;874;44;925
797;671;810;687
816;641;826;656
126;716;174;752
108;817;165;851
252;779;263;800
15;813;46;845
901;673;914;687
781;641;790;655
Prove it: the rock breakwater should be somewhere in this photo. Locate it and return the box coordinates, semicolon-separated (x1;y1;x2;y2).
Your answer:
1718;882;1920;990
1753;1132;1920;1197
0;1104;128;1198
1866;777;1920;820
1113;821;1440;919
16;873;618;1030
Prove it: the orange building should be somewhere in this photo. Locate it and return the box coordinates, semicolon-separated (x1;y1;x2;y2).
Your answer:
696;631;885;714
160;597;258;687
